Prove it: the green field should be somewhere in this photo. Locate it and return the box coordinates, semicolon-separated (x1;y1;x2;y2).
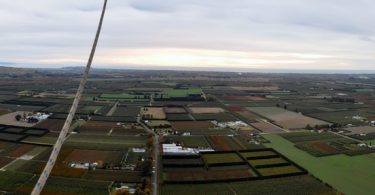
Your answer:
248;157;287;166
16;177;110;195
202;153;243;164
161;175;336;195
99;93;149;100
257;165;302;176
0;171;33;191
264;134;375;195
65;134;147;150
308;110;369;126
156;88;203;99
240;151;276;158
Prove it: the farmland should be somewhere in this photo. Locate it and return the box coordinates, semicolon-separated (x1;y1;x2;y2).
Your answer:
247;107;330;129
1;69;375;194
264;134;375;195
280;132;375;156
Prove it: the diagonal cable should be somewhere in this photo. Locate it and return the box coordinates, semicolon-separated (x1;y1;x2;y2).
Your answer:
31;0;108;194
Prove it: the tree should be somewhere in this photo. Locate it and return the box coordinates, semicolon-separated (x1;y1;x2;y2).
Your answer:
284;105;287;110
15;114;22;121
305;124;313;130
141;159;153;176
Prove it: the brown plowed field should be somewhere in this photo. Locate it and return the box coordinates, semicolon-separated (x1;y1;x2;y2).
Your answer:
8;144;34;158
33;119;65;132
64;149;122;164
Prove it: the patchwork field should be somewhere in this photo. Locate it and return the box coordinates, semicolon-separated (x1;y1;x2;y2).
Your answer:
264;134;375;195
280;131;375;156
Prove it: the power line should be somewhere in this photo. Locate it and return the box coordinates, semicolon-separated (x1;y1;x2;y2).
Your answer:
31;0;108;194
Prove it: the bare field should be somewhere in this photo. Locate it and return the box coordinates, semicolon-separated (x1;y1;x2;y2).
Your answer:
142;107;166;119
0;111;36;127
344;126;375;135
188;107;225;114
248;107;330;129
64;149;122;164
164;107;187;114
33;119;65;132
171;121;215;131
250;121;285;133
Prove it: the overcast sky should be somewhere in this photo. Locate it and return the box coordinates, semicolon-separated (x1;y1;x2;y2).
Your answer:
1;0;375;71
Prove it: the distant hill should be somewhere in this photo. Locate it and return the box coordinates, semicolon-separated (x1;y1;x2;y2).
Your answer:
0;66;38;75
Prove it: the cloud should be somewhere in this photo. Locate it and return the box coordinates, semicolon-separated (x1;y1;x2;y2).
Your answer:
0;0;374;71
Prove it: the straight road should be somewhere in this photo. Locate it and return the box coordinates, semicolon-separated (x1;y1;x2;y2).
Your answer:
137;116;159;195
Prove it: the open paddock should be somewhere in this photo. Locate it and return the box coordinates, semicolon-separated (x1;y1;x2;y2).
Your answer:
171;121;215;131
231;86;279;91
66;134;146;150
3;127;26;134
192;113;239;122
0;133;27;142
83;170;143;183
0;111;37;127
248;157;288;167
308;110;370;126
207;136;243;151
250;121;285;133
142;107;166;119
188;107;225;114
240;151;278;159
163;169;254;183
167;113;193;121
0;157;14;169
223;96;267;101
257;165;302;176
16;176;110;195
202;153;244;165
247;107;330;129
344;126;375;135
32;119;65;132
64;149;123;164
7;144;34;158
112;105;141;117
0;171;33;192
161;175;336;195
164;107;187;114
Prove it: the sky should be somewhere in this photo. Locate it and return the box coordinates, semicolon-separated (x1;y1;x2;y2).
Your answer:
1;0;375;72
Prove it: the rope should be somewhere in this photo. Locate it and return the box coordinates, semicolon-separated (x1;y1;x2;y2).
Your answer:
31;0;108;194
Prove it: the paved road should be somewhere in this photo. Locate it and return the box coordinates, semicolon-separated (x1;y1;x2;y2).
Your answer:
137;117;159;195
